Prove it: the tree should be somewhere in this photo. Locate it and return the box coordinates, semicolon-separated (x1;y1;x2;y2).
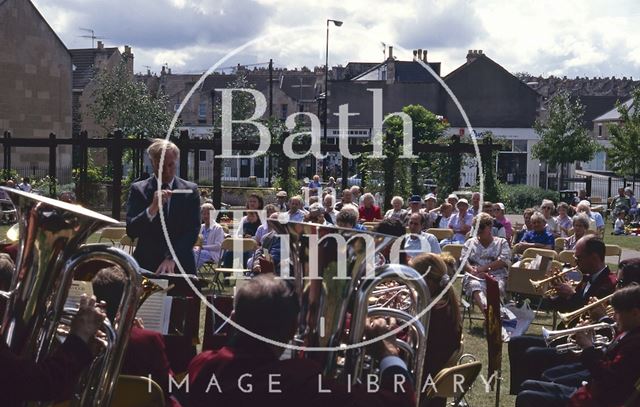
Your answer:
89;59;173;138
532;91;600;190
607;88;640;187
359;104;448;209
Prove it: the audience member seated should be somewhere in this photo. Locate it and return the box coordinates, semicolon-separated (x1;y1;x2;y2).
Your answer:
384;195;408;222
564;214;590;251
350;185;363;204
461;213;511;314
254;204;278;245
481;201;506;239
410;253;462;407
194;203;225;269
611;187;631;218
513;212;554;254
275;190;289;212
555;202;573;238
423;193;438;229
339;204;366;231
512;208;534;246
358;193;382;222
305;203;330;225
614;211;626;235
515;285;640;407
235;193;264;238
405;195;426;227
284;195;306;223
0;294;104;406
92;266;180;407
470;192;481;216
493;202;513;242
576;200;604;234
335;206;359;230
335;188;353;211
540;199;560;237
404;213;441;259
433;203;454;229
323;194;338;224
187;274;415;407
375;218;409;265
443;198;473;244
249;213;283;275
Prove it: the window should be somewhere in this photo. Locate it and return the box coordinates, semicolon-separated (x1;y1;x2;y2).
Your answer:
598;124;603;137
198;102;207;119
280;104;288;121
513;140;527;152
199;150;207;162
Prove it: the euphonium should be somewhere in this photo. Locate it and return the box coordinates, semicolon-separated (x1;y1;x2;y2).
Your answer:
0;188;141;407
267;220;431;406
542;322;616;354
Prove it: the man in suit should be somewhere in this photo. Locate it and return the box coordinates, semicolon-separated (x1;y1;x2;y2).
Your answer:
126;139;200;275
516;285;640;407
187;274;415;407
0;295;105;406
509;235;617;393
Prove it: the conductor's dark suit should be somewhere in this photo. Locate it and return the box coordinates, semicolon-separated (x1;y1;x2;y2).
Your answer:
126;176;200;274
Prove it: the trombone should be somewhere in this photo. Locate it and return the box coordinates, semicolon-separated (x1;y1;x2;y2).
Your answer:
542;322;616;354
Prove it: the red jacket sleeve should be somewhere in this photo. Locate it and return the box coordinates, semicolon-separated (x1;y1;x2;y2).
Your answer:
0;334;92;405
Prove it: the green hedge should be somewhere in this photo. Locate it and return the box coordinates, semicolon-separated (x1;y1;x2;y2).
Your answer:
498;183;560;213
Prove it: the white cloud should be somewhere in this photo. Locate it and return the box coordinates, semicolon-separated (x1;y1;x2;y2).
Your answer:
31;0;640;78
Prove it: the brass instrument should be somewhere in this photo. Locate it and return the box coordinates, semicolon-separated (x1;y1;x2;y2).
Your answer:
557;293;614;325
530;266;581;297
0;187;141;407
543;322;616;354
268;220;430;406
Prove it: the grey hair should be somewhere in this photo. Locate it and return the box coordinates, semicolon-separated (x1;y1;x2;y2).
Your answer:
572;214;590;229
147;138;180;163
391;195;404;206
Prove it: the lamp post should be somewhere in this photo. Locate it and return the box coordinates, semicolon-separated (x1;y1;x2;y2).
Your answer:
323;19;342;180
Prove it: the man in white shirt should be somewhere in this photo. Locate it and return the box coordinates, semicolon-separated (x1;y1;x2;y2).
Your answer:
404;213;441;258
194;203;225;268
285;195;306;222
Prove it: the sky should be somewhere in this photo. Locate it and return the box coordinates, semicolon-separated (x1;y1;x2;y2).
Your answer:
33;0;640;79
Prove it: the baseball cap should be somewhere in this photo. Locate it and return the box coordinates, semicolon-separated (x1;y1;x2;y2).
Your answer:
496;202;505;211
424;193;436;201
409;195;422;203
457;198;469;207
447;193;459;200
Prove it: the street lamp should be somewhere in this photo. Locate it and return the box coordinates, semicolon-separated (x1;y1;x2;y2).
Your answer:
323;19;343;180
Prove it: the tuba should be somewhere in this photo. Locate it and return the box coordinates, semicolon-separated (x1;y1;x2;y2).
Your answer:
0;187;141;407
267;220;431;405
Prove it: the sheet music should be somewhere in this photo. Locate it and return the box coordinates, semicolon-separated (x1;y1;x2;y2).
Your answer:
137;279;172;334
64;280;94;309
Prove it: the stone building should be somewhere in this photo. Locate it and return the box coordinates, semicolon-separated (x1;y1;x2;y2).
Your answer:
0;0;72;178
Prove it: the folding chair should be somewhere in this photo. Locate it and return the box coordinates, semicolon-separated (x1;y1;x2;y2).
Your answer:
426;228;454;241
214;237;258;285
554;237;567;253
605;244;622;268
522;247;558;261
119;235;137;255
423;359;482;406
98;227;127;245
53;375;165;407
441;243;462;261
557;250;577;267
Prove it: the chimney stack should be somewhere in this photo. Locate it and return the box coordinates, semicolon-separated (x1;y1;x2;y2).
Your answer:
388;46;393;60
97;41;104;50
466;49;483;64
413;49;418;59
417;49;423;60
124;45;132;55
168;68;172;75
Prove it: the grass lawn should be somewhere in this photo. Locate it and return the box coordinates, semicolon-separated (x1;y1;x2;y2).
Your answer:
603;221;640;251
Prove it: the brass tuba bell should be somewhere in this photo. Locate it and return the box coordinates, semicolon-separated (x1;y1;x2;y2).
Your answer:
0;188;142;407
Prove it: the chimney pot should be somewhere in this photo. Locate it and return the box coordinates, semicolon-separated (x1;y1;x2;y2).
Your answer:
413;50;418;58
388;46;393;60
97;41;104;49
478;50;483;55
417;49;423;60
422;49;428;62
168;68;172;75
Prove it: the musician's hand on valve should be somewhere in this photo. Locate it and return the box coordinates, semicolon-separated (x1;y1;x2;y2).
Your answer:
366;317;399;358
573;322;594;349
70;294;106;345
587;296;607;321
554;282;576;298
